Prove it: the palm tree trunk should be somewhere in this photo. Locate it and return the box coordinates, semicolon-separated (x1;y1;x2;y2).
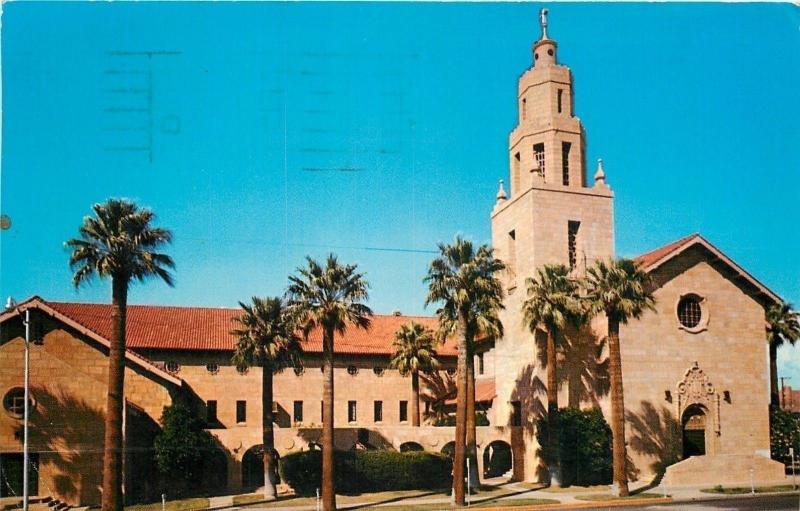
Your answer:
770;341;780;408
262;367;278;500
607;315;629;497
466;350;479;489
452;313;469;506
102;277;128;511
322;327;336;511
411;371;420;427
546;328;560;487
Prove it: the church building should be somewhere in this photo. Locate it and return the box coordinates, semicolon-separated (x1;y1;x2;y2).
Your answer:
0;10;786;506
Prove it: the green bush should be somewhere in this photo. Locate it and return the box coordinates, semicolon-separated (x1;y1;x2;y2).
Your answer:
536;407;612;486
279;449;452;495
153;403;217;495
770;406;800;466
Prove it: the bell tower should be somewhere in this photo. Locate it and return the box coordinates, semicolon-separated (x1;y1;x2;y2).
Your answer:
491;8;614;290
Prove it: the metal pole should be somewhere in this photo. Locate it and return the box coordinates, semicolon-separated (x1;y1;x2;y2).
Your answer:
23;309;30;511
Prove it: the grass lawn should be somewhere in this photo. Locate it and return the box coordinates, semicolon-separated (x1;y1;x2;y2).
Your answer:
125;497;210;511
573;492;666;501
700;484;798;495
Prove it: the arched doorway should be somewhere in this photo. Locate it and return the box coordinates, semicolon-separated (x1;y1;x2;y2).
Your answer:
682;404;707;458
242;445;264;489
441;441;455;459
399;441;424;453
483;440;512;478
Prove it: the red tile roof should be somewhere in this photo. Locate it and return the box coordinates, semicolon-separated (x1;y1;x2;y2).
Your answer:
634;233;699;269
45;301;458;357
446;378;495;404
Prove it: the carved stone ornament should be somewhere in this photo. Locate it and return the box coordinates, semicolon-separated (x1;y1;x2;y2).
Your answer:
676;361;721;435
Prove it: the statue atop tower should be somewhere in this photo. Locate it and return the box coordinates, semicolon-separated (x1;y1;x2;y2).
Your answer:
539;8;549;40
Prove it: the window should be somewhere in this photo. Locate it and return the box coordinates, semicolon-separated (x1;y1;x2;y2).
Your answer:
478;353;485;375
348;401;357;423
373;367;385;377
557;89;563;113
562;142;571;186
165;361;180;373
237;366;249;375
533;143;545;178
446;368;456;376
206;363;219;375
294;366;305;376
293;401;303;423
374;401;383;423
511;401;522;427
206;400;218;423
507;230;517;286
521;98;527;120
678;295;703;328
236;400;247;424
347;365;359;376
568;221;580;270
513;152;521;192
3;388;31;418
320;401;324;422
399;401;408;423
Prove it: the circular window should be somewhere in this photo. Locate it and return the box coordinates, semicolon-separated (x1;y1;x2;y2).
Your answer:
446;368;456;376
347;366;359;376
237;365;249;375
373;367;385;377
534;53;539;60
677;295;702;328
547;48;554;56
3;388;32;418
206;363;219;375
294;366;305;376
165;361;180;374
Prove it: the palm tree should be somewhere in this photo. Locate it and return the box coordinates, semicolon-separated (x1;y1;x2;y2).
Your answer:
65;199;174;511
767;302;800;407
584;259;655;497
522;264;583;487
390;322;440;426
286;255;372;511
425;237;504;506
231;296;303;500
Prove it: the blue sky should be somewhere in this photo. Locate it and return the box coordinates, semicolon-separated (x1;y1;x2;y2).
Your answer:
1;3;799;373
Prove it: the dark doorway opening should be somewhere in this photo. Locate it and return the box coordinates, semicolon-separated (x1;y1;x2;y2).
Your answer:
682;405;707;458
483;441;512;478
241;445;264;489
0;453;39;498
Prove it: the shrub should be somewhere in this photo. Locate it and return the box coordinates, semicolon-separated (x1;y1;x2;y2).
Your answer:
153;403;217;495
279;449;452;495
536;407;612;486
770;406;800;466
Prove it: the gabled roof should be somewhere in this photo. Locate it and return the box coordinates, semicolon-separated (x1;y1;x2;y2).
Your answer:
1;297;458;357
634;233;781;305
0;296;182;386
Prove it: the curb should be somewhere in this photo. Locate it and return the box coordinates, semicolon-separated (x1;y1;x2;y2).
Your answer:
478;497;672;511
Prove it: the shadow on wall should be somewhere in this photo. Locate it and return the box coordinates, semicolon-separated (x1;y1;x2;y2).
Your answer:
294;428;394;452
559;325;610;409
20;386;105;505
509;362;546;482
626;400;682;484
420;372;457;425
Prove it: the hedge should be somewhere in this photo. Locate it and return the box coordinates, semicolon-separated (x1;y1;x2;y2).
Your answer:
280;449;452;495
536;407;612;486
770;406;800;466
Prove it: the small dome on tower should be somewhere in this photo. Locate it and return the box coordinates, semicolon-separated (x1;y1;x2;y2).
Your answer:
533;8;557;67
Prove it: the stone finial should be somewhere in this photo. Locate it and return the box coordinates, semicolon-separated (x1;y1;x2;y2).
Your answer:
496;179;508;203
594;158;606;186
539;8;549;40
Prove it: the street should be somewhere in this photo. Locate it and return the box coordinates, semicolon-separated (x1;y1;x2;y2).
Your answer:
594;494;800;511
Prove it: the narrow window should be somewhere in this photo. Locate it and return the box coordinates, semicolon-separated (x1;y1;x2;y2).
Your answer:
236;400;247;424
206;400;218;424
562;142;571;186
478;353;485;375
507;230;517;284
374;401;383;423
568;221;580;270
533;143;545;178
320;401;324;422
348;401;357;423
293;400;304;423
521;98;527;120
557;89;563;113
511;401;522;427
399;401;408;423
513;152;521;193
